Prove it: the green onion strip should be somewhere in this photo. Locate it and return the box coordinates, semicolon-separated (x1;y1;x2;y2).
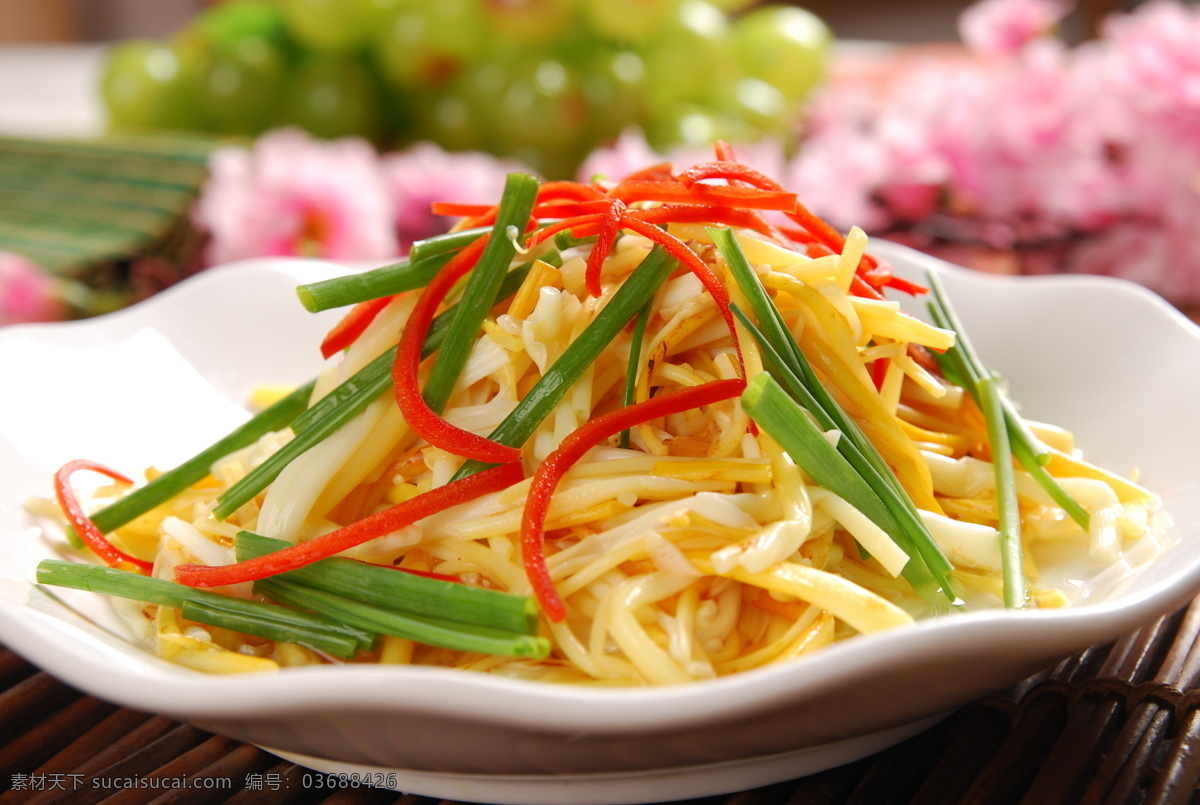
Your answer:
421;172;540;414
256;578;549;659
211;262;537;521
90;382;315;534
235;531;538;635
710;228;955;603
926;273;1090;533
36;559;371;659
295;252;453;314
619;301;653;449
453;246;678;482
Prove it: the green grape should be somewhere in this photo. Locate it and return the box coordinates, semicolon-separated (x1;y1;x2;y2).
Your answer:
644;101;757;152
418;59;510;153
580;0;681;44
731;5;831;103
730;76;792;139
277;56;385;141
374;0;487;91
198;34;287;135
703;0;756;10
197;0;286;54
492;57;591;177
639;1;735;110
484;0;576;47
101;40;207;131
578;48;645;142
279;0;400;55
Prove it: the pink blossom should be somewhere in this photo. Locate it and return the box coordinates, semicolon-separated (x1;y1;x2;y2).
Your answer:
194;128;397;265
0;251;62;325
787;78;953;230
1101;1;1200;137
383;142;527;253
959;0;1069;56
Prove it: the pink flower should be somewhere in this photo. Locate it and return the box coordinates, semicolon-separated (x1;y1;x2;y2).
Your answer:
0;251;62;325
194;128;397;265
959;0;1069;56
1101;1;1200;136
383;142;527;253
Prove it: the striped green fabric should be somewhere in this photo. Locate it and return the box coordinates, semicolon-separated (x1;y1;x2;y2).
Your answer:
0;132;226;315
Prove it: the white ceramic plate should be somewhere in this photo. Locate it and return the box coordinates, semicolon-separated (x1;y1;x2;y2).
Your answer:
2;243;1199;805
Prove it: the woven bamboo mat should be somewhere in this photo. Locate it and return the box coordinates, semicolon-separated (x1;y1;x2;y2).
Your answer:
0;133;221;317
4;596;1200;805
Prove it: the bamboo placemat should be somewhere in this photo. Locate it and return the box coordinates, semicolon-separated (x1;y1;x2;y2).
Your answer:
3;595;1200;804
0;133;222;317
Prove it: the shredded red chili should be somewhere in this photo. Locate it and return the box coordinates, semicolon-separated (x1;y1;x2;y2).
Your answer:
392;234;523;464
319;295;395;359
525;214;605;249
610;179;798;212
618;213;745;375
872;356;890;390
626;204;775;237
521;378;747;621
175;462;524;587
54;460;154;574
584;198;626;298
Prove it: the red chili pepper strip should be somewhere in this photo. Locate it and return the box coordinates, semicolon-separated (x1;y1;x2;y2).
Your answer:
619;213;745;375
675;161;872;265
176;462;524;588
621;161;677;182
881;274;929;296
55;460;154;574
536;180;606;202
393;235;522;464
626;204;775;238
676;160;782;194
690;147;793;245
525;214;606;249
521;378;746;620
610;180;798;212
584;199;626;298
850;275;886;300
434;185;605;223
533;200;613;219
430;202;495;218
319;295;395;359
871;357;890;391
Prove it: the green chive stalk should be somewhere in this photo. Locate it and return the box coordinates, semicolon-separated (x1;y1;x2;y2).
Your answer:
978;375;1025;608
453;246;678;482
408;225;492;263
235;531;538;635
619;301;653;449
713;228;955;601
36;560;372;659
213;262;537;520
256;578;550;659
925;273;1090;531
295;252;453;313
90;382;315;534
421;172;540;415
741;374;946;600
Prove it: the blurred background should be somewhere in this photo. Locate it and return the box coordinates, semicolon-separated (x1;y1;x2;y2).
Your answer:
0;0;1132;43
1;0;1198;324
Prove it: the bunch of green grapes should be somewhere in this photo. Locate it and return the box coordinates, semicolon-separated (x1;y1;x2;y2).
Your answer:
100;0;831;178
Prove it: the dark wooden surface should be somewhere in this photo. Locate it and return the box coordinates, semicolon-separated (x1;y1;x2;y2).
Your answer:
5;594;1200;804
